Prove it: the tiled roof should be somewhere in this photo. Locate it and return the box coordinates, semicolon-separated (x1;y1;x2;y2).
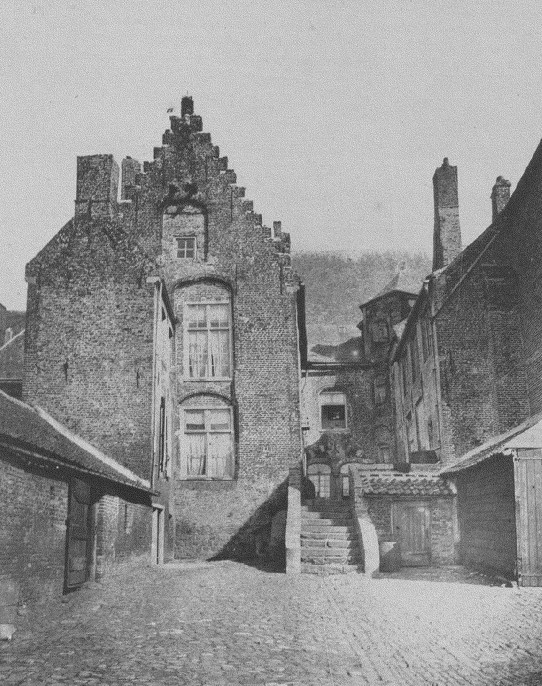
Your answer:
360;471;454;496
0;390;153;493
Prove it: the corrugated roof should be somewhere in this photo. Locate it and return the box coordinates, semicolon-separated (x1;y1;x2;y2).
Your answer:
0;390;153;493
440;412;542;475
360;471;454;496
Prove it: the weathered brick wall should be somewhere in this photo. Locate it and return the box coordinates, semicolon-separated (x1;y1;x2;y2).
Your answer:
24;99;302;562
0;450;68;603
24;215;157;480
454;455;516;578
366;496;456;564
114;500;153;561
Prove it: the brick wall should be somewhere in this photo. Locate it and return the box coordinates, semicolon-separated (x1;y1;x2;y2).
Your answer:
24;99;302;562
0;449;68;603
365;496;456;564
454;455;516;578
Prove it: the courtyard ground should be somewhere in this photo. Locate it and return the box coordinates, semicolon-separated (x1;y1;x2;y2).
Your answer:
2;560;542;686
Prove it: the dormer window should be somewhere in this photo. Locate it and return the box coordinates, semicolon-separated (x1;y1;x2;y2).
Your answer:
177;237;196;259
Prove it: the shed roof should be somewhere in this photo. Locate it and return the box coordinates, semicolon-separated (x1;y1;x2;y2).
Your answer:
440;412;542;476
0;390;153;493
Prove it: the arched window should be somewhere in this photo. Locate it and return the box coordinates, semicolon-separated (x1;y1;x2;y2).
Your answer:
307;463;331;499
179;395;234;479
175;282;232;380
340;463;355;498
319;390;346;430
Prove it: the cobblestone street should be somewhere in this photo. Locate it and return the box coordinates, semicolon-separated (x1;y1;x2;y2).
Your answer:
2;561;542;686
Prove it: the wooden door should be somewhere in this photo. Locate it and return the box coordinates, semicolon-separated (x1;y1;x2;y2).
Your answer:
393;502;431;566
66;479;92;589
514;450;542;586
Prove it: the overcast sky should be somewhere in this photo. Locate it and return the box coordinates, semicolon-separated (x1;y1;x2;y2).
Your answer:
2;0;542;309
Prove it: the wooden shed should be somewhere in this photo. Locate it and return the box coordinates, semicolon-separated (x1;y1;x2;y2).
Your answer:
442;413;542;586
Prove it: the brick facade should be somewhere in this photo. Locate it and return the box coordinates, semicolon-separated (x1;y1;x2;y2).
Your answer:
23;96;302;563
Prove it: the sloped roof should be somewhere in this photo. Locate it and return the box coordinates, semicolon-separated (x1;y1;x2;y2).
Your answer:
0;390;153;493
0;329;24;380
440;412;542;475
360;270;421;309
360;470;454;496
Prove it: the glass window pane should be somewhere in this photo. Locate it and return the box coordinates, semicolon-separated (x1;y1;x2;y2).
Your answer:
185;410;205;431
209;304;230;328
187;305;206;329
186;433;206;475
188;331;208;378
210;409;231;431
321;405;346;429
207;432;234;478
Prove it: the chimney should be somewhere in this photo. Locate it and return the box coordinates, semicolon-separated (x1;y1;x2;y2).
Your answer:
75;154;119;220
433;158;461;271
491;176;511;222
181;96;194;118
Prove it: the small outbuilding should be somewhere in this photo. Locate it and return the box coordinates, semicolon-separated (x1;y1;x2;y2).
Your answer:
442;413;542;586
0;390;157;617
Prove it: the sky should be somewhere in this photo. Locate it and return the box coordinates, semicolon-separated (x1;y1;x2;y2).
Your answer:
2;0;542;309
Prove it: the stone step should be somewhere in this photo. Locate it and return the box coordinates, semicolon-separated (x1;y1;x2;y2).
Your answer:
301;552;361;565
301;530;354;541
301;511;352;520
300;538;355;549
301;519;352;528
301;562;361;575
301;526;353;537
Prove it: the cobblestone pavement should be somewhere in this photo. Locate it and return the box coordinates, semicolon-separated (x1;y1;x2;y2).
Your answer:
2;561;542;685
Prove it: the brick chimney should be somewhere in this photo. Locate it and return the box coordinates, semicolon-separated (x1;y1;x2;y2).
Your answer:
433;158;461;271
491;176;511;222
181;96;194;118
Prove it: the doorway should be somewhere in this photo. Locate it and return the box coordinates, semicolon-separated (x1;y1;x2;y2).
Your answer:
65;478;92;590
392;502;431;566
151;505;165;565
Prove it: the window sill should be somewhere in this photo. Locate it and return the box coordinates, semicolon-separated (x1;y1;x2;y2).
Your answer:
319;428;350;433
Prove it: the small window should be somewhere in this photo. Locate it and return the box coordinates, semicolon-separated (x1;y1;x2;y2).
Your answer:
307;463;331;499
177;236;196;259
320;391;347;430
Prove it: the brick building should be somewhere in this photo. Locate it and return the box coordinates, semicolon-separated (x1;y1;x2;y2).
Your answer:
0;389;155;622
22;96;303;567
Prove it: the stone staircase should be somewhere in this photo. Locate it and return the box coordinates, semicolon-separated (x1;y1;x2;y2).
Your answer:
300;500;362;574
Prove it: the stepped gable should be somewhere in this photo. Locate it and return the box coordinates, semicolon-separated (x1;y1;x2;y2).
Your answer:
360;470;453;496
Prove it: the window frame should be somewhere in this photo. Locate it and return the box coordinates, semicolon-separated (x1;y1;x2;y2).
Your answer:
319;390;347;431
307;463;331;499
183;299;233;381
176;235;197;260
180;404;235;480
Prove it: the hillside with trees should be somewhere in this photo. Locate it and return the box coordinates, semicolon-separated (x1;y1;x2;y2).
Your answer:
292;251;431;357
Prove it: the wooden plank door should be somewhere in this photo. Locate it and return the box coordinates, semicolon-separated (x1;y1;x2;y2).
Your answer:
66;479;92;589
514;450;542;586
393;502;431;566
